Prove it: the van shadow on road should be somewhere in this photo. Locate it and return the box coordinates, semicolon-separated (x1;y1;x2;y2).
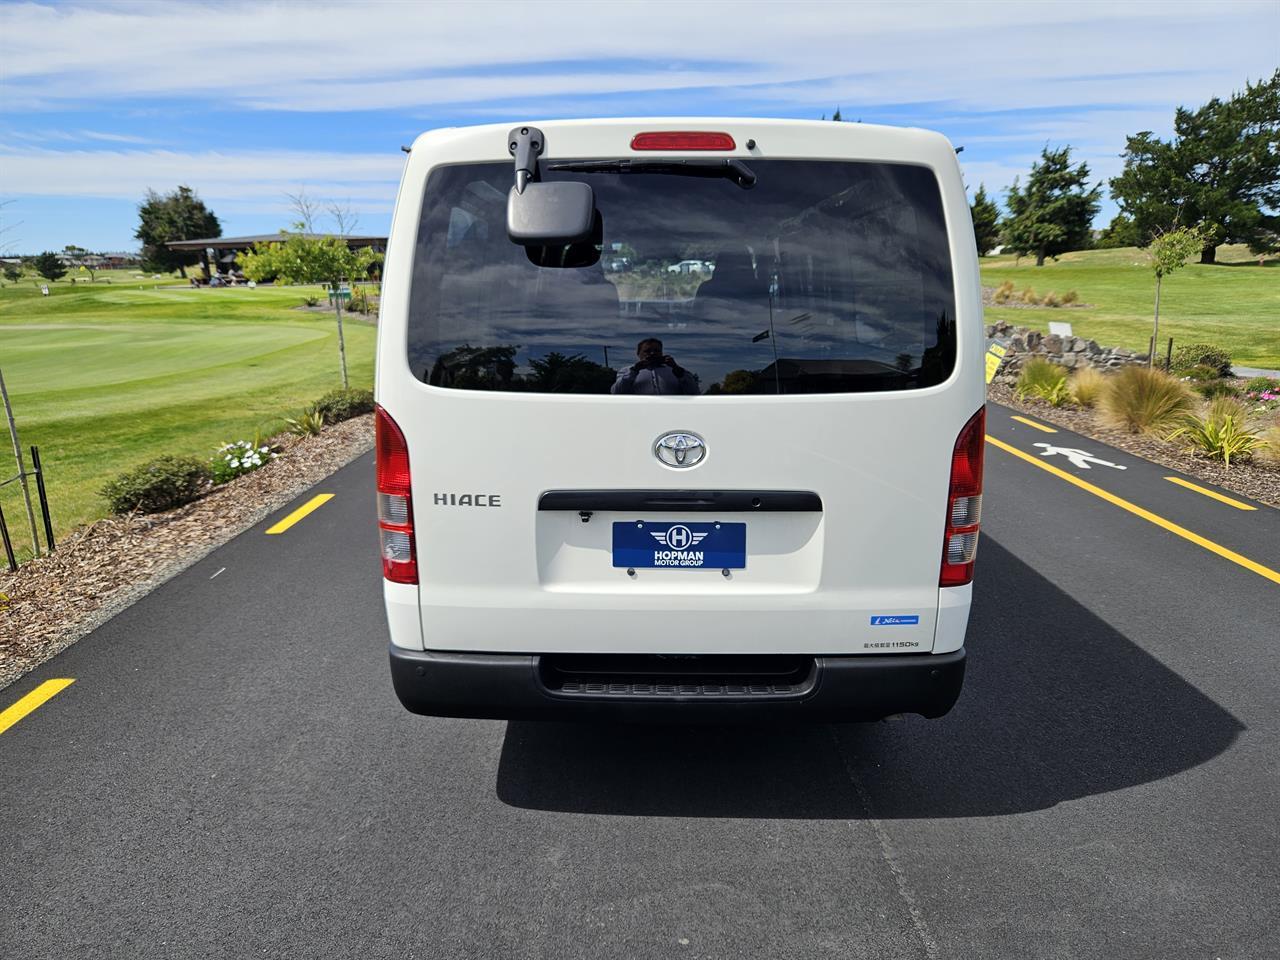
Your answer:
495;537;1243;819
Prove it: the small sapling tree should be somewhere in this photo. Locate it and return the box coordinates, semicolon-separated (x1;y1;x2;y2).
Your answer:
240;230;381;388
1145;225;1206;366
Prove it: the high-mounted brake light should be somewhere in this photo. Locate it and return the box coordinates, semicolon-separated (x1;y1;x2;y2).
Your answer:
941;407;985;587
631;131;736;151
376;405;417;584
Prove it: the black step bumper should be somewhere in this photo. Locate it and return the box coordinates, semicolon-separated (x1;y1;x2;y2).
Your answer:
389;646;965;722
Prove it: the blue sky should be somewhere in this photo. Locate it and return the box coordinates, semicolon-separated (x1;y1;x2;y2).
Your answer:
2;0;1277;253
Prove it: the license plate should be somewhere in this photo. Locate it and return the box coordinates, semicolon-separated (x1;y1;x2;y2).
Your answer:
612;521;746;569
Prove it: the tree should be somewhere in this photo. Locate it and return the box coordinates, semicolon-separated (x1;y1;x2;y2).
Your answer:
525;352;616;393
1095;213;1142;249
32;251;66;283
1110;70;1280;263
239;230;382;388
63;245;97;282
1145;226;1205;366
1002;146;1102;266
969;184;1000;256
135;185;221;277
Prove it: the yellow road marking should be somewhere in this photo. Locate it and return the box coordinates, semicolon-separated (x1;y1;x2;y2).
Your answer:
1164;477;1257;512
1010;415;1058;433
0;678;75;735
985;435;1280;586
265;494;334;535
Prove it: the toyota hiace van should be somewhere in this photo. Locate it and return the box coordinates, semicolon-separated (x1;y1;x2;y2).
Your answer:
376;119;984;721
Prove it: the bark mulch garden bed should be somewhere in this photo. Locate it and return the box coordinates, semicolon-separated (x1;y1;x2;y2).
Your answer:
0;415;374;689
988;382;1280;508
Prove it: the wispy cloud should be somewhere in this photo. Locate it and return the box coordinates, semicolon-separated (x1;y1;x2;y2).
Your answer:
4;129;158;145
0;146;403;202
2;1;1274;114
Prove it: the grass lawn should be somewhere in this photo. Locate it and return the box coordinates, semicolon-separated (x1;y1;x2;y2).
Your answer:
980;244;1280;370
0;275;373;559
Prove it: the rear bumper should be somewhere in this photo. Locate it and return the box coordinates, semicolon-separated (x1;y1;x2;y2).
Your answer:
389;646;965;722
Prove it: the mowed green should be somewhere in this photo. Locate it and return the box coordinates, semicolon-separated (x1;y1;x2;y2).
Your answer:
981;245;1280;369
0;273;373;555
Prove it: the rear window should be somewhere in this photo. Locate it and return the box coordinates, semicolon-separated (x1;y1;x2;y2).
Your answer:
408;159;956;395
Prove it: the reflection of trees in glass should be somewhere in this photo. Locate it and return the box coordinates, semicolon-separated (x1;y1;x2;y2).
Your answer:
715;369;765;394
428;344;517;389
917;313;955;384
428;345;617;393
526;352;617;393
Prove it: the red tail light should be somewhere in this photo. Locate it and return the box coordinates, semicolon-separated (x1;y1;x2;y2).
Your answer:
941;406;985;587
631;131;736;151
376;404;417;584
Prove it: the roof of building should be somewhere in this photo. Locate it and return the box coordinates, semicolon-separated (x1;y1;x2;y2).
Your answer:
165;233;386;251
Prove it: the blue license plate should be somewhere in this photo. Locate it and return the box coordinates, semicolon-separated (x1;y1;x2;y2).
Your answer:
612;521;746;569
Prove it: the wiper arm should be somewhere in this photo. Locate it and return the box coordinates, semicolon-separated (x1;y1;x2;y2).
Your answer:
546;158;757;190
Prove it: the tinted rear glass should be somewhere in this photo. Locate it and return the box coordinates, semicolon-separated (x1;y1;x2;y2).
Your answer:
408;159;955;395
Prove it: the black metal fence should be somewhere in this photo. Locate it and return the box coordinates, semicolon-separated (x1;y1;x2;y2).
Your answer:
0;444;54;572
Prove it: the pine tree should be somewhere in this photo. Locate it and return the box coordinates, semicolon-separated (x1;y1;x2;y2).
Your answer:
1110;70;1280;263
135;185;221;277
32;251;66;282
969;184;1000;256
1003;146;1101;266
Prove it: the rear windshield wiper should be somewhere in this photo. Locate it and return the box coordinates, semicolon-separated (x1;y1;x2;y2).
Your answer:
546;158;757;190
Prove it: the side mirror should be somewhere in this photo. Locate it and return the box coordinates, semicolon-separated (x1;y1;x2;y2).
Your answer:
507;181;596;246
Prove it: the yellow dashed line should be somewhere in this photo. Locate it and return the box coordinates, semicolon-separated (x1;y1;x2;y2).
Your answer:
0;679;75;735
1164;477;1257;511
266;494;334;535
1010;415;1058;433
986;435;1280;586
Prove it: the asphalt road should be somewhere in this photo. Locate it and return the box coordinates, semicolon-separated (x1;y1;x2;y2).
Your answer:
2;401;1277;959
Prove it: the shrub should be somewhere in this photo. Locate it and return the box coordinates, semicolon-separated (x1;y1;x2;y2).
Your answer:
346;286;376;314
101;456;210;514
1098;366;1195;434
1195;380;1242;400
1181;364;1221;382
1257;422;1280;464
1170;342;1232;376
1040;290;1061;307
1069;367;1106;407
1019;287;1038;304
1015;357;1071;406
311;388;374;424
1167;397;1264;467
1061;290;1079;305
1244;376;1279;394
992;280;1015;304
302;295;321;307
286;409;326;437
210;440;278;484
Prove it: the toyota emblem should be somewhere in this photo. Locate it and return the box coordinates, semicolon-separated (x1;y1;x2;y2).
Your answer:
654;432;706;468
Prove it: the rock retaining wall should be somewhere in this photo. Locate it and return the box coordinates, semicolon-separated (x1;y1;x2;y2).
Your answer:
985;321;1149;383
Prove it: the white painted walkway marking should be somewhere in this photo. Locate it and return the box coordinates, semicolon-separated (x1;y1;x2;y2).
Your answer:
1033;442;1127;471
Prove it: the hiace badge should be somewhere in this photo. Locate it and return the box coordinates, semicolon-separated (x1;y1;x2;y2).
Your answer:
612;521;747;569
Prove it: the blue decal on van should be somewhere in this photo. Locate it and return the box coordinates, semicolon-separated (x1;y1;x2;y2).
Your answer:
870;615;919;626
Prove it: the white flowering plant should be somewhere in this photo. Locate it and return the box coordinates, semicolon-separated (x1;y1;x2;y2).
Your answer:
210;440;278;484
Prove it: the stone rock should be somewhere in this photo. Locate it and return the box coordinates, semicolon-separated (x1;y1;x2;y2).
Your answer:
1061;353;1079;368
1044;334;1063;354
1071;338;1086;353
1026;331;1043;350
1086;339;1101;355
984;324;995;338
1010;335;1026;352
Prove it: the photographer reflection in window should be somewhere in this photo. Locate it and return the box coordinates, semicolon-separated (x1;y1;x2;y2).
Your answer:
611;338;700;395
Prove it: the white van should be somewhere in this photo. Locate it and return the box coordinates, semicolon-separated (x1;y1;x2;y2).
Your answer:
376;119;984;721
